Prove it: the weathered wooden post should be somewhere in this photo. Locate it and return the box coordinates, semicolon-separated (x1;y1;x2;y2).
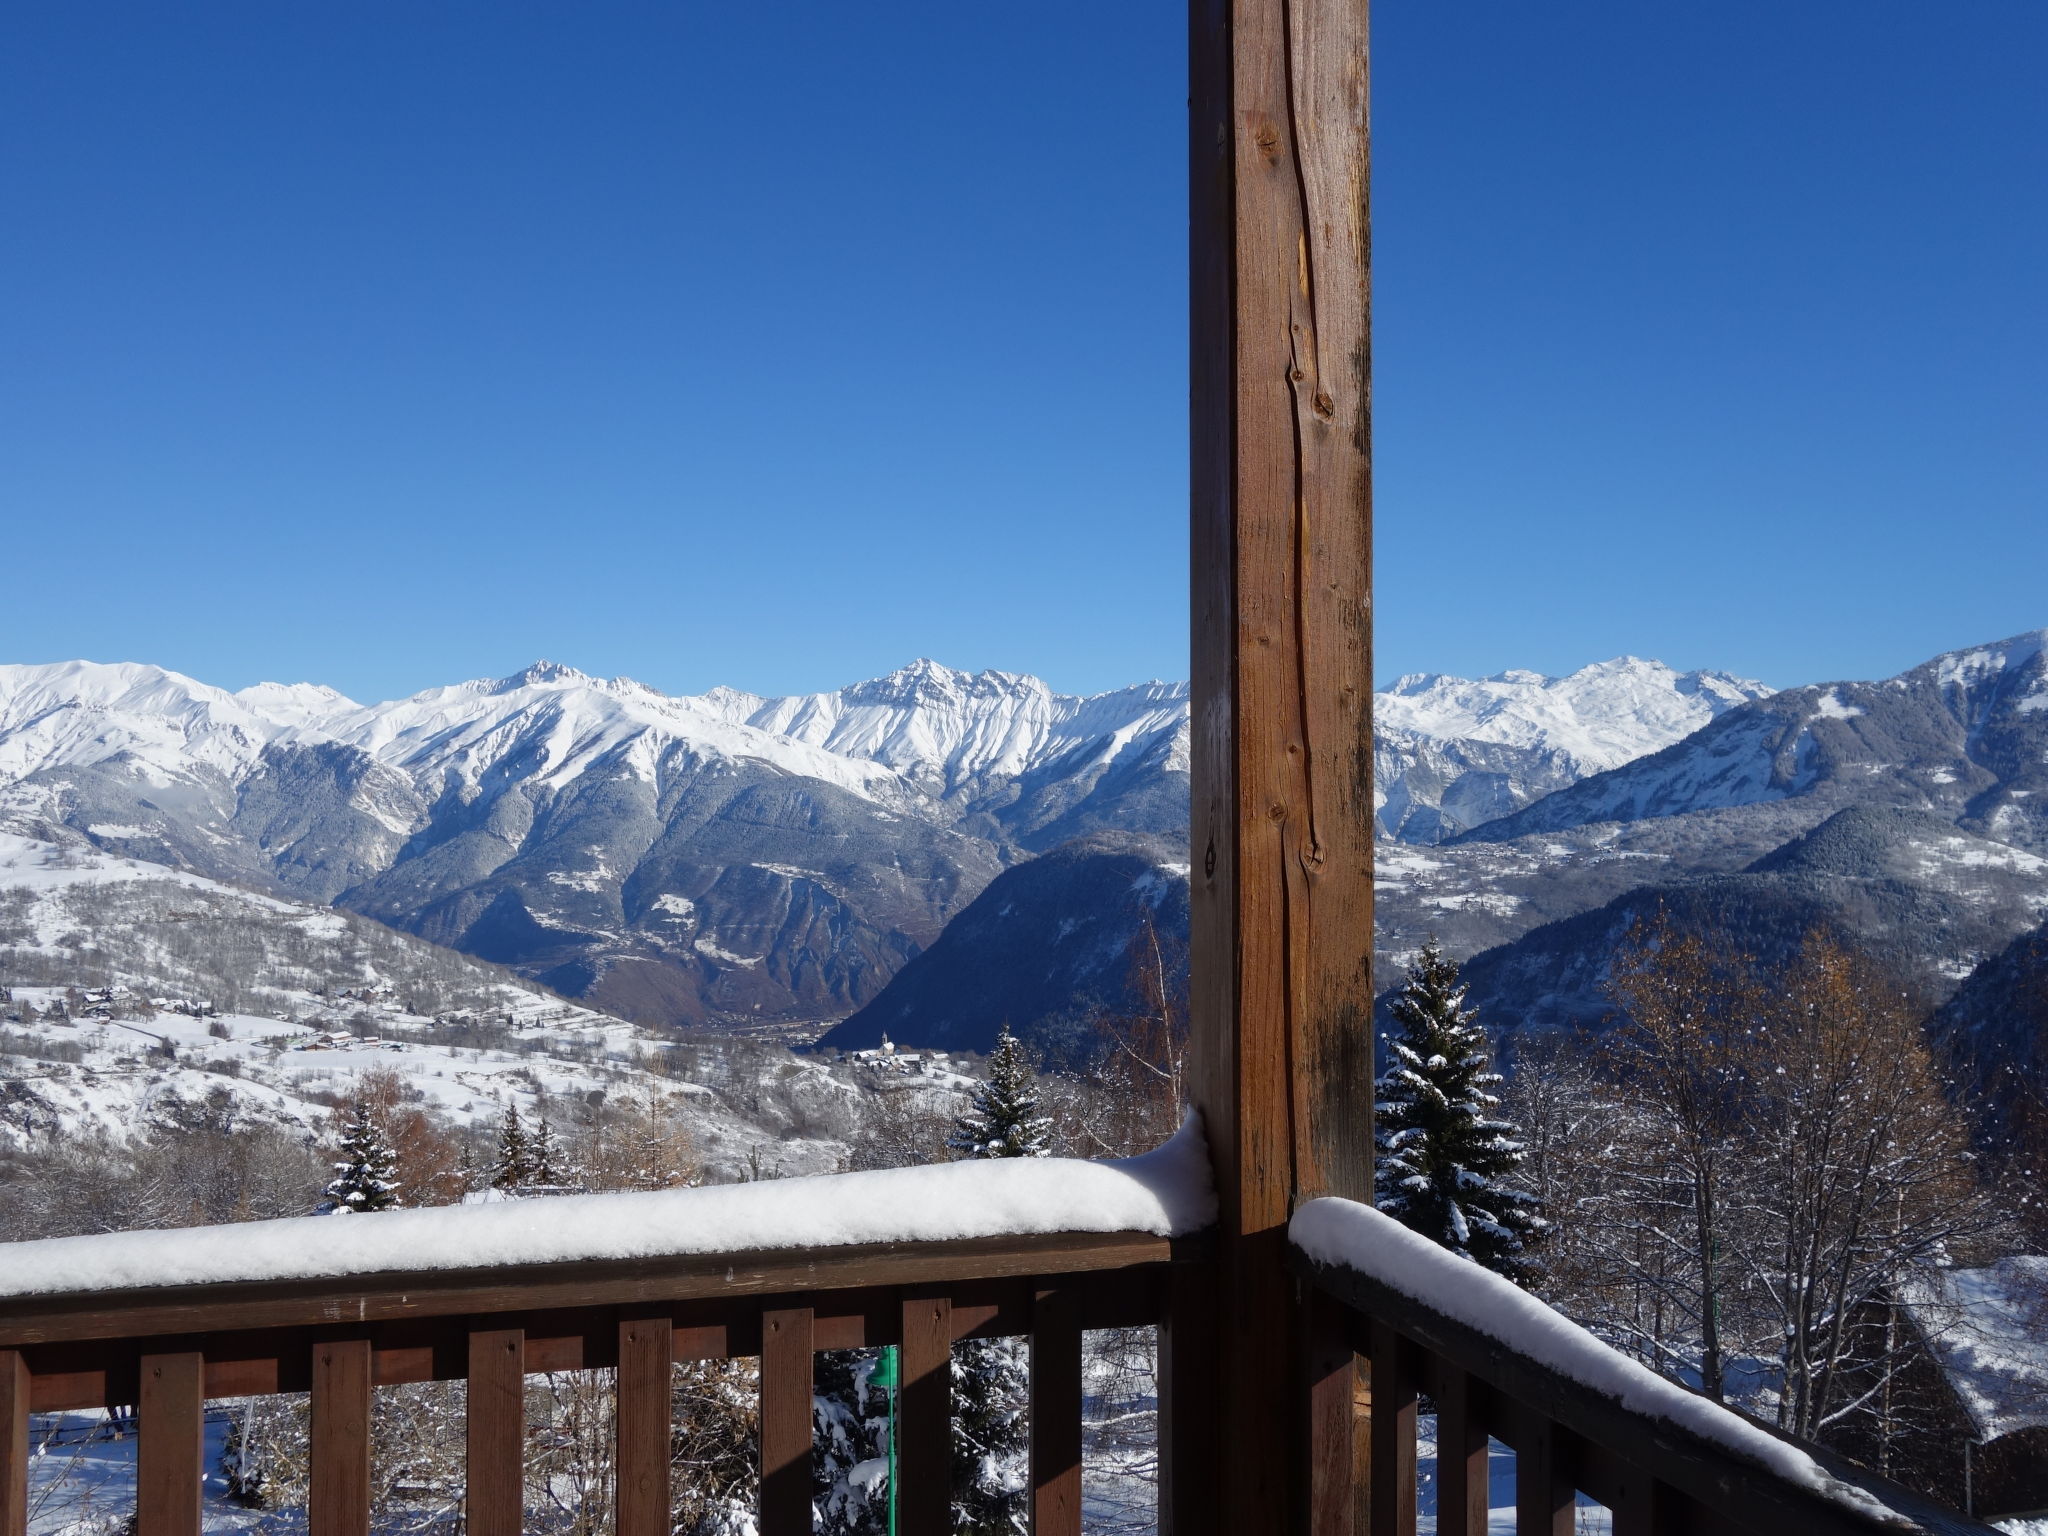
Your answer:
1171;0;1374;1529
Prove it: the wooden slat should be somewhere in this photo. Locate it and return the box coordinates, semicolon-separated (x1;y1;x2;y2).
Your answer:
1434;1364;1489;1536
1159;1256;1219;1536
1516;1412;1574;1536
1607;1462;1682;1536
1307;1288;1358;1536
616;1316;673;1536
310;1338;372;1536
137;1349;203;1536
758;1306;813;1536
1368;1321;1417;1536
465;1328;525;1536
0;1350;25;1536
898;1292;952;1536
1029;1283;1082;1536
1187;0;1374;1526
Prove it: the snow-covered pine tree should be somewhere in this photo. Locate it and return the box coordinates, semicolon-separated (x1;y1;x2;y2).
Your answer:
321;1104;401;1214
944;1026;1039;1534
947;1026;1051;1160
528;1113;573;1190
490;1102;534;1191
1374;940;1542;1280
812;1349;891;1536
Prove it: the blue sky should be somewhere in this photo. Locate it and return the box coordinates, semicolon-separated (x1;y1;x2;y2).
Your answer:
2;3;2043;703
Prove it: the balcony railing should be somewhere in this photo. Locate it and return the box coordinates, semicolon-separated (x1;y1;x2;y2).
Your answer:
0;1158;2003;1535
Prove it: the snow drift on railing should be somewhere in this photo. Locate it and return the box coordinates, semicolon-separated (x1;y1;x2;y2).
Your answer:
1289;1197;1898;1524
0;1120;1215;1301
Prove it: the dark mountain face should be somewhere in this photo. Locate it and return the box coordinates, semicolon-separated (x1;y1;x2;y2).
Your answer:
1446;807;2048;1040
1928;917;2048;1139
817;833;1190;1062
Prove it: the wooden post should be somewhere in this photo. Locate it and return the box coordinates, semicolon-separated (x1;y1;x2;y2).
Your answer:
465;1327;525;1536
310;1338;373;1536
1188;0;1374;1529
616;1316;674;1536
896;1292;953;1536
0;1350;26;1536
137;1350;205;1536
1029;1282;1084;1536
758;1306;814;1536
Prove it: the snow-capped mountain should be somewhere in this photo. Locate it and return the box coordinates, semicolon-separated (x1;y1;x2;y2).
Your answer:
0;649;1795;1035
1374;658;1773;843
1462;631;2048;853
0;658;1197;1032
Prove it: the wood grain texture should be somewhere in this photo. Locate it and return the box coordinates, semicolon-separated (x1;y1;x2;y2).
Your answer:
1029;1284;1082;1536
1516;1413;1574;1536
0;1227;1176;1348
758;1306;813;1536
1433;1365;1489;1536
1307;1288;1358;1536
137;1349;203;1536
897;1292;952;1536
464;1328;525;1536
310;1338;372;1536
616;1316;673;1536
1188;0;1372;1529
1367;1320;1416;1536
1159;1257;1220;1536
0;1351;25;1536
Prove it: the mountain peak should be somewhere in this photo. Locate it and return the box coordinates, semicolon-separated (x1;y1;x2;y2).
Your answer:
494;660;592;692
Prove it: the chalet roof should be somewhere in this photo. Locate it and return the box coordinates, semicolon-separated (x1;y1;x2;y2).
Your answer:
1900;1255;2048;1443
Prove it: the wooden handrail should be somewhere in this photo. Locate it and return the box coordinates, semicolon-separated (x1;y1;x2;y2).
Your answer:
1292;1244;2000;1536
0;1227;1191;1347
0;1226;1206;1536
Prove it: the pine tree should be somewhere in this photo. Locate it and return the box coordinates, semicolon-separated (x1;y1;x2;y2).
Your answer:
943;1025;1040;1533
490;1102;534;1192
322;1104;401;1214
812;1350;891;1536
1374;940;1542;1279
528;1113;572;1189
947;1027;1051;1160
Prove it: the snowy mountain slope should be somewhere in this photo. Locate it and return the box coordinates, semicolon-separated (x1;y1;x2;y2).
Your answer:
1461;631;2048;853
1374;658;1772;843
0;833;884;1180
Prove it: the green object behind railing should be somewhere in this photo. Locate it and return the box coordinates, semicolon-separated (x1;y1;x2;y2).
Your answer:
871;1344;900;1535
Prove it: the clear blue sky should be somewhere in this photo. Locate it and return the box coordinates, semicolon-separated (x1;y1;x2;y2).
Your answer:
3;3;2043;703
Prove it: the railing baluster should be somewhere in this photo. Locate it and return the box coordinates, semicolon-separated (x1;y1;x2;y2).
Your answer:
1307;1288;1359;1535
0;1349;25;1536
1160;1258;1220;1536
1607;1464;1682;1536
1029;1281;1082;1536
1434;1364;1488;1536
616;1315;674;1536
137;1349;204;1536
759;1305;814;1536
466;1327;526;1536
1515;1411;1574;1536
1367;1320;1417;1536
898;1291;952;1536
311;1338;373;1536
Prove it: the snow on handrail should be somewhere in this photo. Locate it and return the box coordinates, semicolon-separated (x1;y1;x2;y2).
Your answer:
0;1121;1214;1302
1289;1196;1896;1523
